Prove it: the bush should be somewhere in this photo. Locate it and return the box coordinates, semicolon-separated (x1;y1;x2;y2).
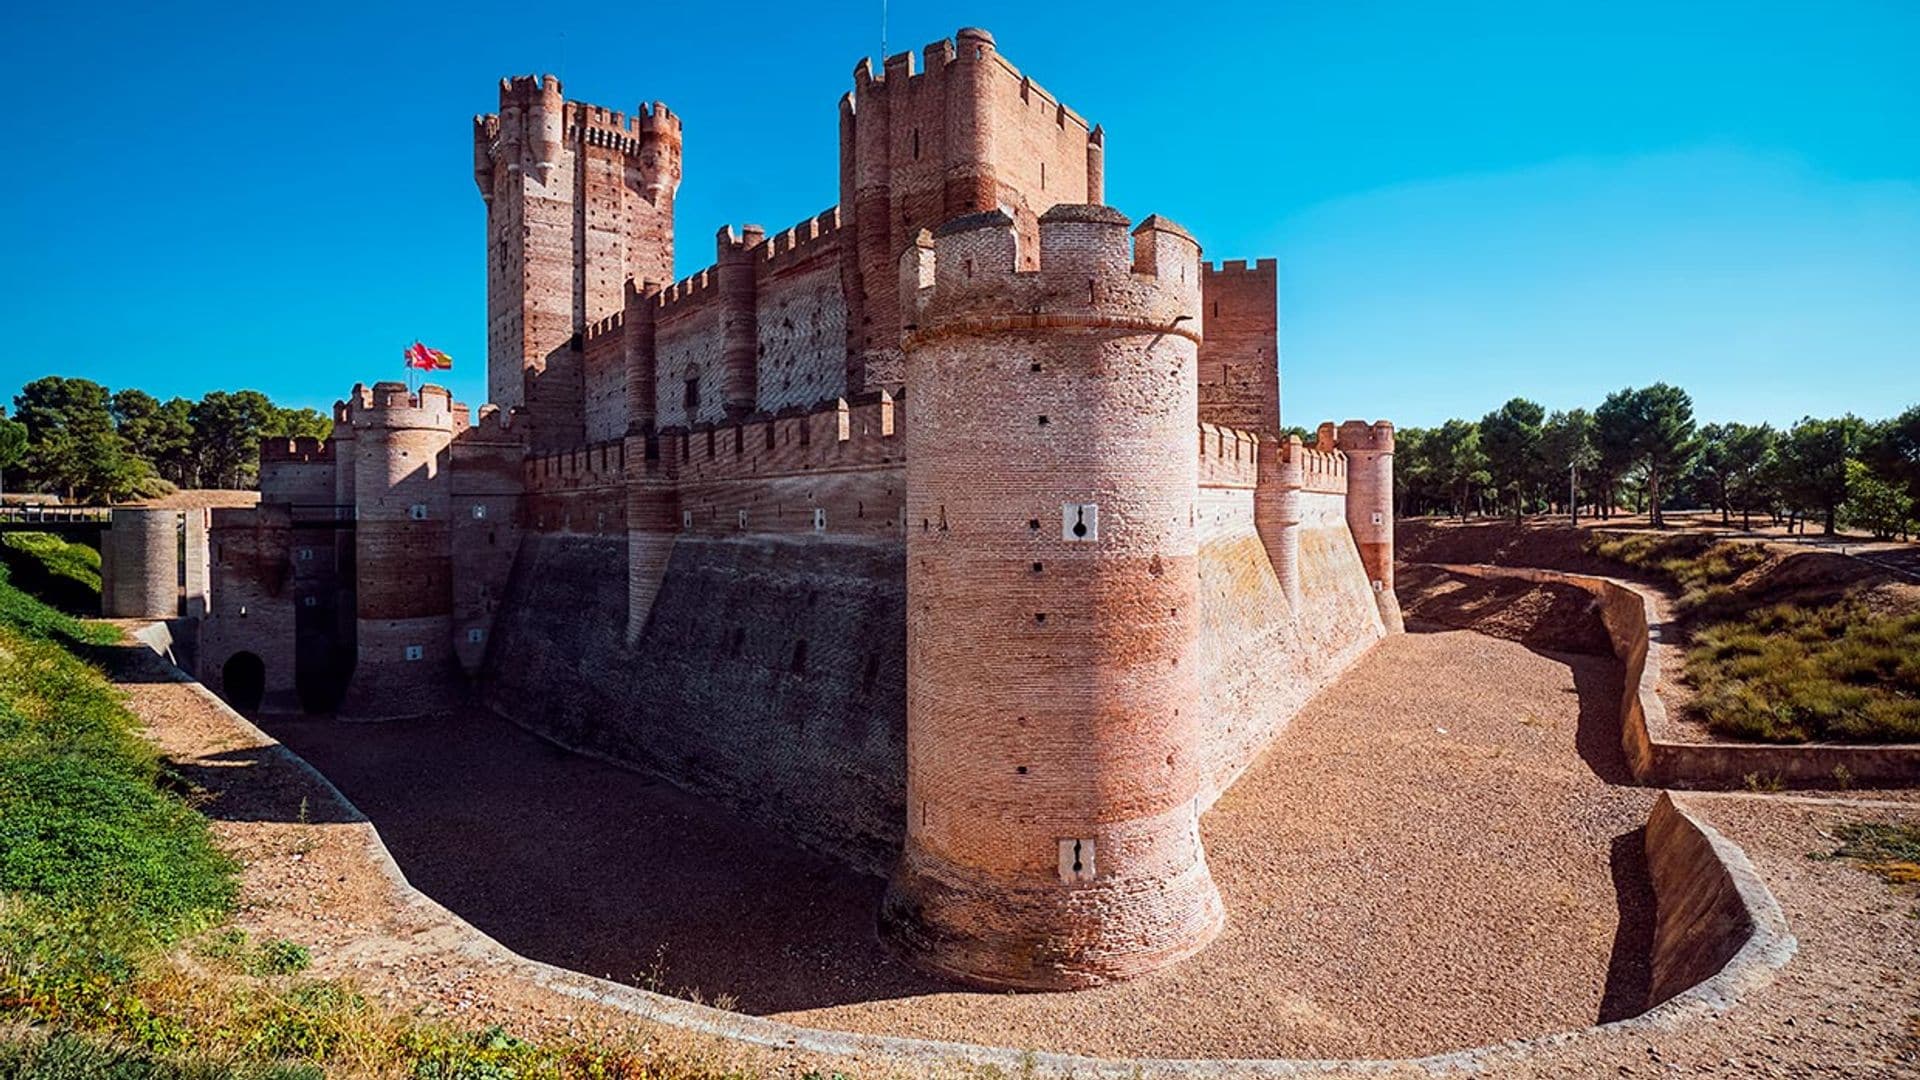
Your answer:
1687;603;1920;742
1586;531;1769;613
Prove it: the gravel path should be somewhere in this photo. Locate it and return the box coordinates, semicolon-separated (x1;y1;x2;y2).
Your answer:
264;626;1655;1059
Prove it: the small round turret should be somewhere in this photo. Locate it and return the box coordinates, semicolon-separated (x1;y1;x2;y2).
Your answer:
101;509;179;619
1337;419;1400;630
337;382;460;719
885;206;1222;989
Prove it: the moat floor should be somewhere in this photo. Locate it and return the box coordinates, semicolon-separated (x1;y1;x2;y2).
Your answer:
261;625;1660;1059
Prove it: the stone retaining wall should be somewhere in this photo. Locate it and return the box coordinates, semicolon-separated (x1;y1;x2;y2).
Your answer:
1424;563;1920;787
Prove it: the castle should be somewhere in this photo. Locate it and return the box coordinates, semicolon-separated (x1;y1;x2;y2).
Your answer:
191;28;1399;991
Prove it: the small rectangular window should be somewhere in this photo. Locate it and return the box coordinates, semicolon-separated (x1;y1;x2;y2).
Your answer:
813;508;827;532
298;547;313;561
683;378;700;410
467;628;485;643
473;504;488;520
681;510;693;529
409;504;429;520
404;644;424;661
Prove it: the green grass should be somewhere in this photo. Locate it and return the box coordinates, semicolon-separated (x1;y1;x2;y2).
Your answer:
1823;820;1920;890
0;533;103;617
0;562;764;1080
1586;531;1771;614
1686;604;1920;742
1587;531;1920;744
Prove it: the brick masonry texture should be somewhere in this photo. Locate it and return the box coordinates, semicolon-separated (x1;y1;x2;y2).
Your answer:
191;26;1397;993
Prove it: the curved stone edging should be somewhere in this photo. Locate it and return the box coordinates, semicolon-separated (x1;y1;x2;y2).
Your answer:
131;619;1797;1079
1423;563;1920;788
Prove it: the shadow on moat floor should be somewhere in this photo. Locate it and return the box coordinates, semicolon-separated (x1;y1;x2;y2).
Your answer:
254;709;961;1014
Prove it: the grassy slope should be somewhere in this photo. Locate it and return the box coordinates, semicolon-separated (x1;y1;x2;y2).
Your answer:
1588;532;1920;743
0;537;758;1079
0;532;103;615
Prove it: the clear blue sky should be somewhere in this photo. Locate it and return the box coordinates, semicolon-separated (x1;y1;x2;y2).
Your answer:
2;0;1915;429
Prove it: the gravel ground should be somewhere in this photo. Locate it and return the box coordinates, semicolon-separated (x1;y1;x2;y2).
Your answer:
258;626;1655;1059
108;626;1920;1076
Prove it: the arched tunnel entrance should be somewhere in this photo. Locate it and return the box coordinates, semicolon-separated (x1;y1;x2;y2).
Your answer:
221;651;266;714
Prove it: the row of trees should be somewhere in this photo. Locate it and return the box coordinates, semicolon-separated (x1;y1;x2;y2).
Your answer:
0;377;331;503
1393;386;1920;540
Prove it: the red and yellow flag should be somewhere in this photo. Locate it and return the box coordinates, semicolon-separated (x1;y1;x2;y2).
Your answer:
404;342;453;371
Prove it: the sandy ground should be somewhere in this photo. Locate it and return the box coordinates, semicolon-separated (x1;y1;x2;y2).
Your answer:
252;628;1653;1059
106;627;1920;1075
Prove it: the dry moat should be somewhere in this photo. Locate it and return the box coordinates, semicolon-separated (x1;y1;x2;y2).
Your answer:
259;623;1653;1060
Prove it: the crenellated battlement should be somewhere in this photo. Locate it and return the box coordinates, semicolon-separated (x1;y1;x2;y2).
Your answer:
260;436;332;464
650;391;900;483
849;28;1094;140
1335;419;1396;454
1198;423;1261;489
903;206;1203;344
453;402;527;443
525;438;627;492
654;265;720;315
342;381;456;431
1290;438;1349;494
1203;257;1278;280
584;310;625;344
758;207;843;277
568;99;680;146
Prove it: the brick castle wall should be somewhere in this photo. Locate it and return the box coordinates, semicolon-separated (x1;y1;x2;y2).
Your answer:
1199;259;1281;433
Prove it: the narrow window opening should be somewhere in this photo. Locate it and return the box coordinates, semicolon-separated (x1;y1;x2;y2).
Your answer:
1032;561;1043;572
862;653;880;693
790;639;808;674
729;627;745;657
1038;415;1049;427
683;377;700;410
912;129;920;159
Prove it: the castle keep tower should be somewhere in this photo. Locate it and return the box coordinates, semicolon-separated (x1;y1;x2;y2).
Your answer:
475;77;681;447
884;206;1224;989
839;27;1104;398
337;383;460;719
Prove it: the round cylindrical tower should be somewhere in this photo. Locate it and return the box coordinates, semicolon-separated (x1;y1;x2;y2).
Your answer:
1337;419;1400;631
1254;435;1306;613
943;28;998;218
1086;125;1106;205
337;382;459;719
101;508;179;619
529;74;564;172
884;205;1222;990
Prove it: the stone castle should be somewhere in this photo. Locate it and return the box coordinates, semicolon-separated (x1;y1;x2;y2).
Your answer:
189;28;1399;991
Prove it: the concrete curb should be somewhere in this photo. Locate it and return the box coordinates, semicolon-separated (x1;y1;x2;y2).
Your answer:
129;620;1797;1079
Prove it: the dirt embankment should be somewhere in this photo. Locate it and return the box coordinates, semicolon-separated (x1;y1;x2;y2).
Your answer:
1399;518;1919;620
1397;563;1615;656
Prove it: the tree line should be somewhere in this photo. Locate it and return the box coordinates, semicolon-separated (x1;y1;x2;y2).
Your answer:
0;376;332;503
1389;385;1920;540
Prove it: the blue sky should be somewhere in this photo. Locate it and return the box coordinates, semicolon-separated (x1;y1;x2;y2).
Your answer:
1;0;1915;429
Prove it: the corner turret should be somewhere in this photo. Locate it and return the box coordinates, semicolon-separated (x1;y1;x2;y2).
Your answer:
1336;419;1399;630
886;206;1222;989
336;382;461;719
